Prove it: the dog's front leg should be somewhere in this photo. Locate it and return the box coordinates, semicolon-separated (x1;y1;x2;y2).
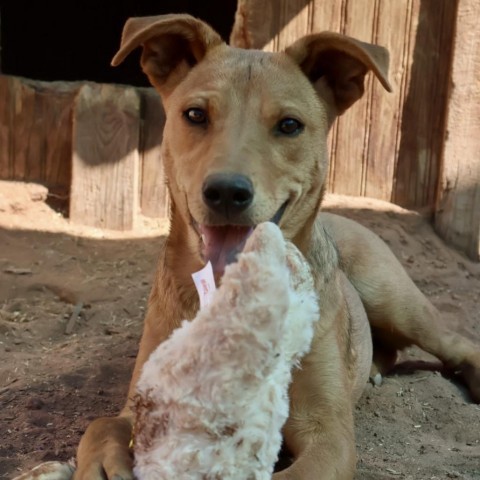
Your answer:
74;415;134;480
74;316;160;480
274;304;357;480
74;285;181;480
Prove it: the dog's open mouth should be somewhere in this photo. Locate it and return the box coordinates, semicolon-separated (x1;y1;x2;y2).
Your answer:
198;201;288;275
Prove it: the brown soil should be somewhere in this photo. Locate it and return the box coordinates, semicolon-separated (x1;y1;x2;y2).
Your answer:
1;180;479;480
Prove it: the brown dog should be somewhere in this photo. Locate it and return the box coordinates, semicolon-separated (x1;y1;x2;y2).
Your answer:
74;14;480;480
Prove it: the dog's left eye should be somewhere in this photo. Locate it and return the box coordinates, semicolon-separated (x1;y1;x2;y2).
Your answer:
184;108;208;125
276;117;304;136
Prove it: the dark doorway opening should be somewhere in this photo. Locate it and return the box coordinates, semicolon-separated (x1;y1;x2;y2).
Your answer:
0;1;237;86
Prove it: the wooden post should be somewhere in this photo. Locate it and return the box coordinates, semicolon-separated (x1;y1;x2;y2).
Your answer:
139;88;169;218
70;83;141;230
435;0;480;261
392;0;456;209
0;75;12;179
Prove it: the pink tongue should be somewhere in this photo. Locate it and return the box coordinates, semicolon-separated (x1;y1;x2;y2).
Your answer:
200;225;254;275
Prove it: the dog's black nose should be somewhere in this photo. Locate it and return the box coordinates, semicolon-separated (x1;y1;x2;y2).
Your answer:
202;173;254;217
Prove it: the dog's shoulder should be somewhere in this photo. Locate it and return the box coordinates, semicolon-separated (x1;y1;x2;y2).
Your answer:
306;216;340;285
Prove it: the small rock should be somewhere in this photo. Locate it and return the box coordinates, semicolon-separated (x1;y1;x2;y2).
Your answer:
371;373;383;387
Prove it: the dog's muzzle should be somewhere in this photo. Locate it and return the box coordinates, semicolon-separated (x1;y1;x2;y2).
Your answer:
198;199;289;275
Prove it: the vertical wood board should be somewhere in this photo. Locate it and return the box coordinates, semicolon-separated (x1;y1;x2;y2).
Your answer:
364;0;410;201
70;83;140;230
330;0;376;196
0;74;77;189
35;81;78;189
435;0;480;261
0;75;14;179
231;0;308;49
394;0;457;208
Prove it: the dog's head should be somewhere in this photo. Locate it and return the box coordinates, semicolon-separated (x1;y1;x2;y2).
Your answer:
113;14;391;274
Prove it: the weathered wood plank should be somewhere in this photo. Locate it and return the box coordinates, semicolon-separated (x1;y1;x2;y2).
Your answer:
0;74;77;189
0;75;14;179
330;0;376;196
231;0;345;51
394;0;457;208
264;0;313;52
70;83;141;230
139;88;168;218
9;77;37;180
364;0;410;201
435;0;480;261
34;80;78;189
230;0;308;49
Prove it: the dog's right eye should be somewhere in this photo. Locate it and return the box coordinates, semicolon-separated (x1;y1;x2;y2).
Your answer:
184;108;208;125
276;117;304;136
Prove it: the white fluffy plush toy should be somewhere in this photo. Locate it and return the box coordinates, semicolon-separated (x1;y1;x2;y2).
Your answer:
133;222;319;480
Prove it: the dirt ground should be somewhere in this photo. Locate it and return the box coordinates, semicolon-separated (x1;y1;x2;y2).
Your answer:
1;180;479;480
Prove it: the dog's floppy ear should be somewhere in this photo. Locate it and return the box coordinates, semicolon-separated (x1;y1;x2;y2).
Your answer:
286;32;391;118
112;14;224;96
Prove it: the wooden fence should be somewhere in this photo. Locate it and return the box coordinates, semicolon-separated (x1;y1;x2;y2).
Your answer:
0;76;168;230
0;0;478;260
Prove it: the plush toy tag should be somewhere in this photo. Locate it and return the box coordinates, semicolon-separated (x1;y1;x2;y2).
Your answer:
192;261;217;309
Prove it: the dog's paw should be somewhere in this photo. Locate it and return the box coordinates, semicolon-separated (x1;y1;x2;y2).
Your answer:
12;461;75;480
